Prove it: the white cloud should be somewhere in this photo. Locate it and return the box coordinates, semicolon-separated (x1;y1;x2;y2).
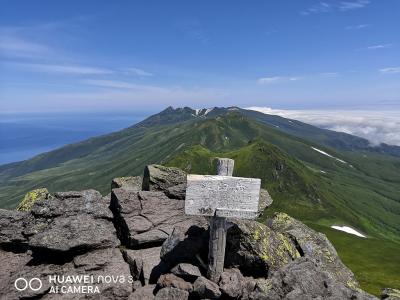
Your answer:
338;0;370;11
83;79;163;90
346;24;369;30
302;0;370;15
320;72;340;77
246;107;400;146
10;62;114;75
0;36;50;58
123;67;153;76
379;67;400;74
257;76;303;84
257;77;282;84
367;44;392;50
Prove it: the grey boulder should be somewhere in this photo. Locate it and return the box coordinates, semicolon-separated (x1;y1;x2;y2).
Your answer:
142;164;186;196
112;176;142;191
171;263;202;282
193;276;222;299
155;287;189;300
267;212;359;288
122;246;167;285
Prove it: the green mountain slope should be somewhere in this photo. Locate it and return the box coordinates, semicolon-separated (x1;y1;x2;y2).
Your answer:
1;108;399;243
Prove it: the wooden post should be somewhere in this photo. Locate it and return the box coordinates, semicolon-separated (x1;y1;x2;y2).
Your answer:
207;158;234;282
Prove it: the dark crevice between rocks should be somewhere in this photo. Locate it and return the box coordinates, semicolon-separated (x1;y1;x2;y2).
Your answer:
130;240;165;250
27;246;96;265
289;235;305;257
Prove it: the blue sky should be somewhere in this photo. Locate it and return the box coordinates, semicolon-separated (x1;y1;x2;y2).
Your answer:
1;0;399;113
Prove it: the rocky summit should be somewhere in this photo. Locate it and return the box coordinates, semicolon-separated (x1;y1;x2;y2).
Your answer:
0;164;383;299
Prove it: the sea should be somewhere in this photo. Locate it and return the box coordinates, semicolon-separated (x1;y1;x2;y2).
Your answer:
0;112;148;165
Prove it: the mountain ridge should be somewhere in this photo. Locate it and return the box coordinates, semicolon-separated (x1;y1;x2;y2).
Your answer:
0;107;399;244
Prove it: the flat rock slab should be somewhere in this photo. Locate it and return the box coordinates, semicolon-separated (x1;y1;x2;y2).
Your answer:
111;189;205;247
27;190;118;254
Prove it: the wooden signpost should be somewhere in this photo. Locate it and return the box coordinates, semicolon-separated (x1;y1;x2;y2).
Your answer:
185;158;261;282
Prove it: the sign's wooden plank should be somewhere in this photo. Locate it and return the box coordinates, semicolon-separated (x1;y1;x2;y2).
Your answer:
215;208;259;219
185;174;261;218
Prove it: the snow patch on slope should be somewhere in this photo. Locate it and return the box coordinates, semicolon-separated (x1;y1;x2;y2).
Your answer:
311;147;347;164
331;226;366;238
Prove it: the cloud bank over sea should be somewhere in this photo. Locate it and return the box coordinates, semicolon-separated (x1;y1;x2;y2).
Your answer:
247;107;400;147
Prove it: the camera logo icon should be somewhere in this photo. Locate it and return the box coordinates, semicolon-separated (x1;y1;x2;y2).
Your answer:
14;277;42;291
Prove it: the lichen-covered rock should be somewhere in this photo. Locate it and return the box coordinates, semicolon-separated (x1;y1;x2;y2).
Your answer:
193;276;222;299
110;189;205;247
112;176;142;191
382;288;400;300
225;219;300;277
242;257;376;300
17;188;51;212
142;165;186;195
155;287;189;300
267;212;359;288
27;190;118;254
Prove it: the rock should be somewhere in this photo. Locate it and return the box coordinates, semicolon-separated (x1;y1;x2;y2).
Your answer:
32;189;113;220
219;268;245;298
225;219;300;277
0;249;32;295
142;164;186;195
382;288;400;300
165;183;187;200
29;213;118;254
122;246;167;285
155;287;189;300
171;263;202;282
156;273;193;292
16;188;51;212
193;276;222;299
129;285;156;300
258;188;273;213
110;189;205;247
112;176;142;191
160;225;209;269
27;190;118;255
0;209;29;251
242;257;376;300
1;248;133;299
267;212;359;288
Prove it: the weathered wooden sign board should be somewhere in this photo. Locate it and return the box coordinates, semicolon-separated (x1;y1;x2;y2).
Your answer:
185;175;261;219
185;158;262;283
